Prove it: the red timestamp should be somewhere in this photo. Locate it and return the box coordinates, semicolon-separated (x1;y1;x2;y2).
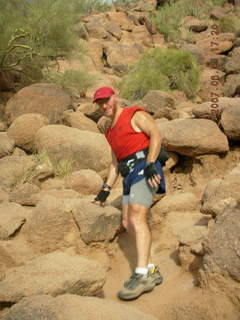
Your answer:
208;24;221;120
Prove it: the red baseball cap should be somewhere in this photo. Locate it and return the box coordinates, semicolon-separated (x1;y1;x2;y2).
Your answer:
93;86;115;103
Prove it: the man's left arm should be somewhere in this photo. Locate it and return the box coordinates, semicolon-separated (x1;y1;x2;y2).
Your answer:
132;111;162;188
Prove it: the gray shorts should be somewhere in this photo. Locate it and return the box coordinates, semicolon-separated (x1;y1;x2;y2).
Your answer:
122;178;158;208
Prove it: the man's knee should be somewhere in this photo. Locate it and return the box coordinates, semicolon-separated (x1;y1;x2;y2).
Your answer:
128;204;148;229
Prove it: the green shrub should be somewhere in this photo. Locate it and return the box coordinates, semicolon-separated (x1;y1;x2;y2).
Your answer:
0;0;103;87
46;70;95;96
219;16;240;35
151;0;218;42
118;48;201;100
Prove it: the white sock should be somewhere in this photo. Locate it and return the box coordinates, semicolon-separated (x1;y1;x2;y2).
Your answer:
135;267;148;275
148;263;155;271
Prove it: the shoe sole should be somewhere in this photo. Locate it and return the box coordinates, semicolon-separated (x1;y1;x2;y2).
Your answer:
118;284;155;301
153;276;164;286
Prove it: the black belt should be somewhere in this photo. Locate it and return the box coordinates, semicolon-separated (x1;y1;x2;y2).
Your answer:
118;148;148;177
118;147;169;178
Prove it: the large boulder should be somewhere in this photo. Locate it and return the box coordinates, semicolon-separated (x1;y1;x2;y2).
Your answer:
0;201;28;240
197;68;225;102
7;113;49;152
201;165;240;217
0;238;37;274
103;42;140;75
154;192;200;215
72;199;121;244
34;125;111;172
9;183;41;206
224;74;240;97
0;155;36;190
4;83;72;125
157;118;229;156
62;111;99;133
0;251;106;304
64;169;103;195
0;294;158;320
0;133;15;159
21;196;82;253
199;201;240;306
192;97;240;122
224;47;240;74
221;105;240;140
142;90;178;119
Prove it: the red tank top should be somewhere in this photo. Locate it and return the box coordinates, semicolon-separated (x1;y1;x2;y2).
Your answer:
105;106;150;161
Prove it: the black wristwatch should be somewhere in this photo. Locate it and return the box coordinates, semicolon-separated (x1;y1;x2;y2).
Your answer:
102;183;112;191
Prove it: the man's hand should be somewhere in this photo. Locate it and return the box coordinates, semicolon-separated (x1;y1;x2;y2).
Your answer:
92;189;110;207
144;162;161;189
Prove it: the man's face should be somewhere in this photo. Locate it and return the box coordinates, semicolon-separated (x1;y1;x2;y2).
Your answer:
96;95;116;118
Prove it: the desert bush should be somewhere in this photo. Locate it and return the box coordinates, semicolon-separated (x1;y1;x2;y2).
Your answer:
46;70;96;96
151;0;221;42
118;48;201;100
218;16;240;35
0;0;106;89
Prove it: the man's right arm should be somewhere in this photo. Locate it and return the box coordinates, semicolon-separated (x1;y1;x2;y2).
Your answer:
93;149;119;206
103;149;119;190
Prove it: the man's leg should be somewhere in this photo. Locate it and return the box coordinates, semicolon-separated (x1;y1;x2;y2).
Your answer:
128;203;151;269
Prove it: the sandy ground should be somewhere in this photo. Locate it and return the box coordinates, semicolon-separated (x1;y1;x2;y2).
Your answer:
102;229;239;320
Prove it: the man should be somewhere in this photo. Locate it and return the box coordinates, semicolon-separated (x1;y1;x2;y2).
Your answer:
93;86;166;300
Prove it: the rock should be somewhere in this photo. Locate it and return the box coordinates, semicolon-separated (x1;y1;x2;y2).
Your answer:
97;116;112;134
0;251;106;303
85;19;108;39
106;11;133;31
0;133;15;159
142;90;178;119
224;74;240;96
72;199;121;244
221;105;240;140
62;111;99;133
64;169;103;195
0;188;9;203
177;225;208;247
0;155;36;190
34;125;111;172
184;17;208;33
0;121;6;131
41;178;65;190
0;238;37;273
9;183;40;206
224;47;240;74
157;118;229;156
104;21;122;40
192;97;240;121
0;201;28;240
103;42;140;75
154;192;200;215
4;83;72;125
201;165;240;216
21;196;82;253
199;201;240;305
197;68;225;103
7;113;49;152
86;39;104;71
0;294;158;320
152;210;207;251
178;245;202;271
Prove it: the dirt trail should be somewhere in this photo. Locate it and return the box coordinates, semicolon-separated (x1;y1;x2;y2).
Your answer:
102;229;238;320
103;229;199;319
